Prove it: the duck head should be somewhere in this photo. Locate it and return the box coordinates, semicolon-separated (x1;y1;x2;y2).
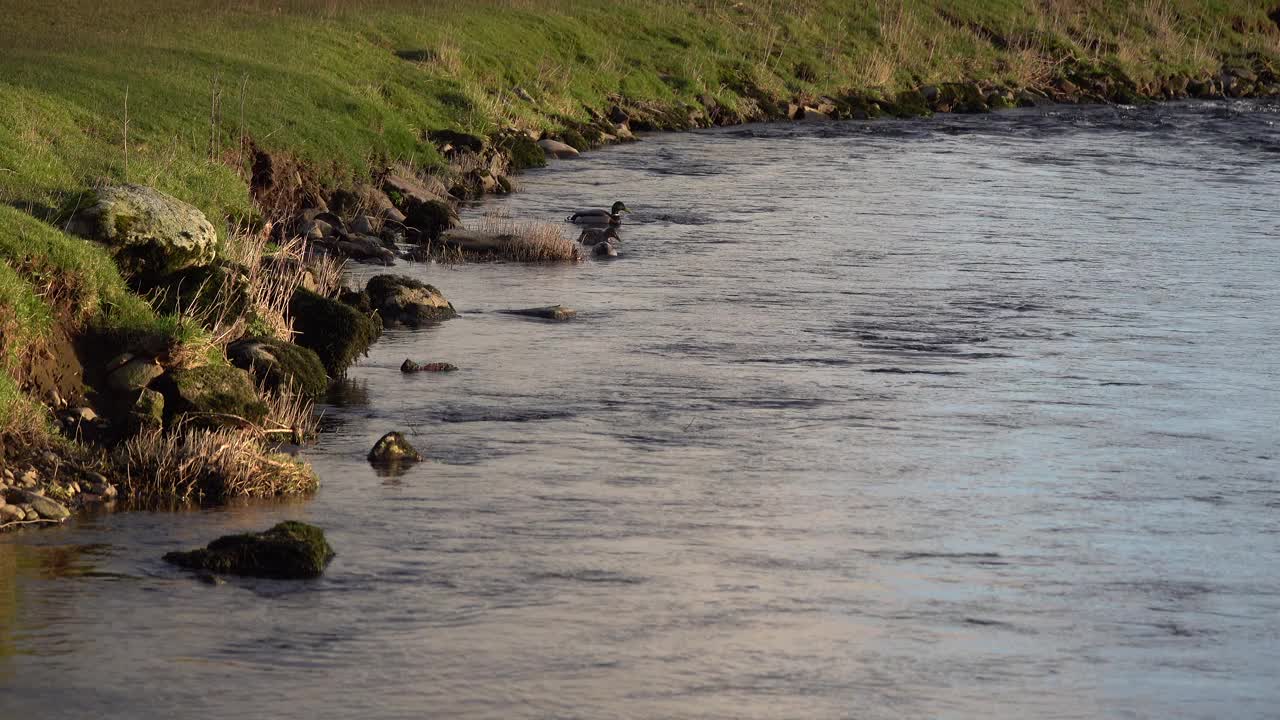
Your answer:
611;201;631;215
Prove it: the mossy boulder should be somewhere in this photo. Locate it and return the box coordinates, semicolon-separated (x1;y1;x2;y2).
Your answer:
890;89;933;118
404;198;460;241
561;129;589;151
289;288;381;376
65;184;217;281
498;133;546;171
365;274;456;327
368;431;422;463
157;363;267;426
163;521;335;579
144;261;252;319
228;337;329;397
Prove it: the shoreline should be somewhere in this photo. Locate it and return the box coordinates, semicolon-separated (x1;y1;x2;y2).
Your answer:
3;80;1279;533
2;38;1279;530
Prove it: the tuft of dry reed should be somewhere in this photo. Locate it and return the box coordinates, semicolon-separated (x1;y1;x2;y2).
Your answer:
119;427;317;507
475;216;580;262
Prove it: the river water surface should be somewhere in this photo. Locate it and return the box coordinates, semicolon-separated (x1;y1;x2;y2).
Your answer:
2;101;1279;719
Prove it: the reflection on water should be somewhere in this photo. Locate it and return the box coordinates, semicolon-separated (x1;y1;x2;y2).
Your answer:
2;101;1280;719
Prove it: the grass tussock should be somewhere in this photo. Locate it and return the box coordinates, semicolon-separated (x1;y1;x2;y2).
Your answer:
477;216;580;263
119;427;317;507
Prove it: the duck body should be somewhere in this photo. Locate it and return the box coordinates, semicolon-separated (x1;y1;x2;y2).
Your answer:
577;227;619;246
567;201;630;226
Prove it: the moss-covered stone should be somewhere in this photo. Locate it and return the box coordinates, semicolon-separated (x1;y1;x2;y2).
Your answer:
404;198;459;241
158;362;268;426
367;431;422;463
365;274;456;327
227;336;329;397
163;521;335;579
289;288;381;376
561;129;589;151
64;185;218;281
144;261;252;319
889;89;933;118
499;133;547;171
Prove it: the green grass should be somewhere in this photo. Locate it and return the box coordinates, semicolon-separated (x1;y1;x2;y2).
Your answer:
0;0;1277;436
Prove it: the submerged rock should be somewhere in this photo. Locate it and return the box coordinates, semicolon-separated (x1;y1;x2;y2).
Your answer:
163;521;335;579
66;184;217;280
368;431;422;463
502;305;577;321
366;275;457;327
400;359;458;373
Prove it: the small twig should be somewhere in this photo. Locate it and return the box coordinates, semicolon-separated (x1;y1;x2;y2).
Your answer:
0;518;64;530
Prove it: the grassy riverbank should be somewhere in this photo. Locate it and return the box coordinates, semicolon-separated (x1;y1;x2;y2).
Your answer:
1;0;1278;509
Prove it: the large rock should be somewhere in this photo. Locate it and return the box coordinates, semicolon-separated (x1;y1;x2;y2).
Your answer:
107;355;164;392
382;174;459;241
228;337;329;397
8;489;70;521
404;199;459;241
289;288;381;376
538;139;580;158
365;275;456;327
157;363;267;425
66;184;217;280
368;432;422;463
163;521;335;579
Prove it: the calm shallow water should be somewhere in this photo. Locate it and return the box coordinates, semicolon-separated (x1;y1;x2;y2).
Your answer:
3;101;1279;719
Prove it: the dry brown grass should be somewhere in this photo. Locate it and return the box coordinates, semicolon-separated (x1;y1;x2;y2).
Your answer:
119;427;317;506
476;215;580;262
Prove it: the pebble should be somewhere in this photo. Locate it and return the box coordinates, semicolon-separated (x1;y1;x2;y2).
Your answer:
25;508;40;521
2;468;13;480
0;505;23;523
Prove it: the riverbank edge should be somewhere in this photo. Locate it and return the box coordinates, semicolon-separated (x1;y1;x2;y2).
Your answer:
2;58;1278;533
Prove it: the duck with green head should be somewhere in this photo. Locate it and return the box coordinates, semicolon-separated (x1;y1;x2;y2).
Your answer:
567;201;630;226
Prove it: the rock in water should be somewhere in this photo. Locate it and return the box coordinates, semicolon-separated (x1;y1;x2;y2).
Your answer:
366;275;457;327
368;432;422;463
163;521;335;579
289;288;382;376
501;305;577;321
66;184;217;280
538;139;580;158
400;359;459;373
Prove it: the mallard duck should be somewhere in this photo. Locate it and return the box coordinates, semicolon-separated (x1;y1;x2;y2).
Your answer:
567;201;630;226
577;226;620;245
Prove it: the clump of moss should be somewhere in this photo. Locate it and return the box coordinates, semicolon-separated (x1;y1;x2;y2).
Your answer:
499;134;546;171
560;129;589;151
163;521;334;579
288;288;381;376
228;336;329;398
158;362;268;426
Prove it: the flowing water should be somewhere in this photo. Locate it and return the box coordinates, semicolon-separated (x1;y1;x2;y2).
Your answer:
3;101;1279;719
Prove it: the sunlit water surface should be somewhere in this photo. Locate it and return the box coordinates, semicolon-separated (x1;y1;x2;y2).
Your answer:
3;101;1279;719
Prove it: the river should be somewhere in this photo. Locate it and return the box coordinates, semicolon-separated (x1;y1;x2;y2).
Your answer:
2;100;1278;719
